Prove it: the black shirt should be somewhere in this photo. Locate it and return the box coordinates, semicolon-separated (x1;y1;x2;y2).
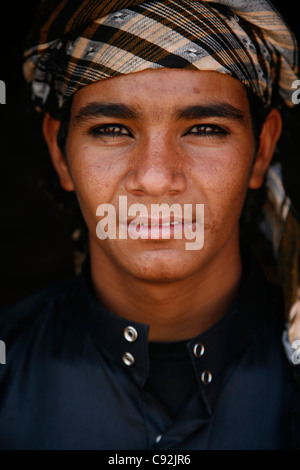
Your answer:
0;259;299;450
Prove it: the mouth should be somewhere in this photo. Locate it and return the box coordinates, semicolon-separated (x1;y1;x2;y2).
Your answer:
124;217;196;240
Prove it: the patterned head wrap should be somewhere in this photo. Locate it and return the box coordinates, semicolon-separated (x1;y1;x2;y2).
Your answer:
23;0;298;112
23;1;300;359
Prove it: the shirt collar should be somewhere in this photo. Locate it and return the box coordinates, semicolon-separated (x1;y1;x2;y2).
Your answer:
76;263;150;381
75;254;281;386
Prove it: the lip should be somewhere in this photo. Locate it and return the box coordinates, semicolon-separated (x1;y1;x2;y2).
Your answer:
122;218;196;240
127;217;189;226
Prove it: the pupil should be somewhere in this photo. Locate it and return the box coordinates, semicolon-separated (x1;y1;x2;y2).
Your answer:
107;125;119;133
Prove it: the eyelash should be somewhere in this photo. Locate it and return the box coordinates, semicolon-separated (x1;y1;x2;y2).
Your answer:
186;124;229;138
88;123;229;138
88;124;132;138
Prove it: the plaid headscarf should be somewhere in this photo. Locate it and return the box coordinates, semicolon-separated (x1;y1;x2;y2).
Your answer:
23;0;300;356
23;0;298;111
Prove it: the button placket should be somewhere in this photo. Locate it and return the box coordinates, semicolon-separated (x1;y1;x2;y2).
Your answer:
122;326;138;367
192;342;213;385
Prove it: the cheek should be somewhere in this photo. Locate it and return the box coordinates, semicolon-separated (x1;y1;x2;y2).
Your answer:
191;147;254;232
65;143;127;223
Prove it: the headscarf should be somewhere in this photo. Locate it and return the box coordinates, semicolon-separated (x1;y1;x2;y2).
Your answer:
23;0;300;357
23;0;298;110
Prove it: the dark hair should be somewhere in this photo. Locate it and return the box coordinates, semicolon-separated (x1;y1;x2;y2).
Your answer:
239;88;300;272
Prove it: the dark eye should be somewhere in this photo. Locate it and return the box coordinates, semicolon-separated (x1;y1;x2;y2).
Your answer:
187;124;228;137
88;124;132;138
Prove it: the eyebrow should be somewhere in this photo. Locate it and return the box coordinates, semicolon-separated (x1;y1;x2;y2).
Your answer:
73;102;140;125
73;101;244;125
175;103;244;121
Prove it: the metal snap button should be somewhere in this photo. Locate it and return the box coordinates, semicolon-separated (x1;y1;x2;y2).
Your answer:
193;342;205;358
122;352;135;367
201;370;212;385
124;326;138;342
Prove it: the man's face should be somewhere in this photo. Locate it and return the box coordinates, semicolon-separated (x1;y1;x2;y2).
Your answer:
54;69;271;282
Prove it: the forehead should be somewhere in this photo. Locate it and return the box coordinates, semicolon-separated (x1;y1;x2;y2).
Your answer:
71;69;251;119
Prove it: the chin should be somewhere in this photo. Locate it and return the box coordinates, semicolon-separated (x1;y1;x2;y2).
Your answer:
123;248;198;283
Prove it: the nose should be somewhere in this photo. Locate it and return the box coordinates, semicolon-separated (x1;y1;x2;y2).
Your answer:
125;133;187;197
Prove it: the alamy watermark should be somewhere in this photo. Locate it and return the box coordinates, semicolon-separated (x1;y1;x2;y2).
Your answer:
0;341;6;365
0;80;5;104
95;196;204;250
292;80;300;105
291;339;300;365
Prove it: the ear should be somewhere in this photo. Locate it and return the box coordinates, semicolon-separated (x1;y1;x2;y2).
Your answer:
42;113;75;192
248;108;282;189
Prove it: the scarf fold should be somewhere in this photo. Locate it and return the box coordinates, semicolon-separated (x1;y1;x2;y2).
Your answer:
23;0;298;109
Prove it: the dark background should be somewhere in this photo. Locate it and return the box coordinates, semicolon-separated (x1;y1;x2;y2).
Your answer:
0;1;299;308
0;1;75;307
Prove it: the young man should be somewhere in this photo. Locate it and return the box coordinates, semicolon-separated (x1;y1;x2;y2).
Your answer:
0;0;300;450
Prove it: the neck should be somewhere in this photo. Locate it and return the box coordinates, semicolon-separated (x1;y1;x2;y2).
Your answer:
89;239;243;342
